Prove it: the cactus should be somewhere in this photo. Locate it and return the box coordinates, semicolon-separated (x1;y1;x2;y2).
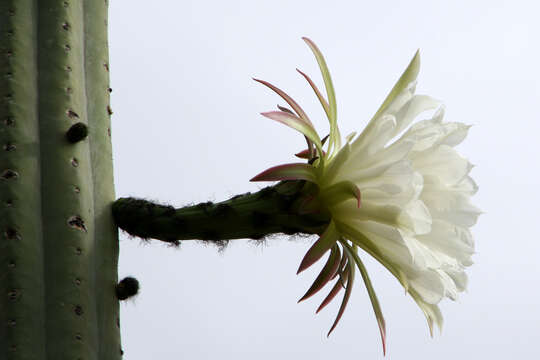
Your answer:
0;1;120;359
0;0;479;356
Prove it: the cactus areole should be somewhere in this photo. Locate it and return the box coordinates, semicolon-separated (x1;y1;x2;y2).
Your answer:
0;0;120;359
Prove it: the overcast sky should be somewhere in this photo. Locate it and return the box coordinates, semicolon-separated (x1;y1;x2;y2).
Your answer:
108;1;539;359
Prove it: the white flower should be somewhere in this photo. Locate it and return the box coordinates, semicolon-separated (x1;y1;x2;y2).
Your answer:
251;38;480;354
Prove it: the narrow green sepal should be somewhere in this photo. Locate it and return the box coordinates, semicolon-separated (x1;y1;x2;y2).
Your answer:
342;241;387;355
335;220;409;292
327;260;355;336
316;261;349;314
297;221;339;274
371;50;420;120
298;245;341;302
251;163;318;183
320;180;361;208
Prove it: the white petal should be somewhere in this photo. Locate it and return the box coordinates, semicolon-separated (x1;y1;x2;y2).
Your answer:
338;197;431;236
366;115;399;153
399;200;432;235
321;143;351;185
401;233;442;270
352;80;416;153
412;296;444;335
437;122;471;147
362;137;415;169
444;268;468;292
408;269;445;304
337;158;409;187
416;220;474;266
411;145;472;186
383;81;417;116
345;131;357;143
347;160;416;197
339;201;402;228
431;205;481;228
400;122;469;156
351;115;397;157
360;171;424;208
391;95;441;137
422;177;479;214
350;220;413;268
437;269;458;301
455;175;479;196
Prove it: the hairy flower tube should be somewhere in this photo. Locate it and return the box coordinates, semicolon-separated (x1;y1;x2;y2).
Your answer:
251;38;480;354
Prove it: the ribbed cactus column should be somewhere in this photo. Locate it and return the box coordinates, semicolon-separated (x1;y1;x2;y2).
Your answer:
0;1;121;359
84;1;121;358
0;0;46;358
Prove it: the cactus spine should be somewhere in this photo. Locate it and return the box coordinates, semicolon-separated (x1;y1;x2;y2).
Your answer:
0;1;120;359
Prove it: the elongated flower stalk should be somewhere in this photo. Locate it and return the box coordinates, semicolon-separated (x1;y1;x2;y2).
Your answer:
113;181;329;243
0;1;120;359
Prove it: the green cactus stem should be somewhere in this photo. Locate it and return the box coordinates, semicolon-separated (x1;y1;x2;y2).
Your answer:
112;181;331;244
0;1;120;359
0;1;46;358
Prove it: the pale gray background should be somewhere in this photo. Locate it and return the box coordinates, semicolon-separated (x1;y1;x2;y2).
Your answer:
108;0;539;358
